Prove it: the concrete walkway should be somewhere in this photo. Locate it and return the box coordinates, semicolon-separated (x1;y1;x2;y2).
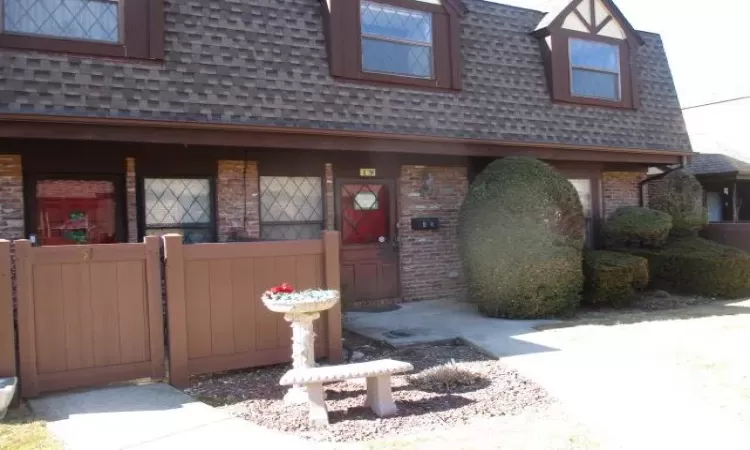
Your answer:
30;383;320;450
345;299;750;450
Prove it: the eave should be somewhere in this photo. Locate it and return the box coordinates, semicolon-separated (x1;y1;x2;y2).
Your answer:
0;113;690;165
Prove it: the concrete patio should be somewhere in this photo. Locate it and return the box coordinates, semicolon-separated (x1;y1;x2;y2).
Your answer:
344;299;559;358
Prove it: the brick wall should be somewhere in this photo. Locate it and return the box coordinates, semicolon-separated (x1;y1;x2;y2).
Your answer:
217;160;260;242
399;165;468;302
325;163;334;230
126;157;138;243
602;171;647;218
0;155;24;241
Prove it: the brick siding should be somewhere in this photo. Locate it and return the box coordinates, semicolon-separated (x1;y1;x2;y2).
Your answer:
399;165;468;302
217;160;260;242
0;155;24;241
602;171;647;218
126;157;138;243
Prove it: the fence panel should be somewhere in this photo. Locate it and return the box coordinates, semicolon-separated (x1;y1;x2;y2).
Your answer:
15;238;164;397
0;240;14;378
165;231;342;387
704;223;750;252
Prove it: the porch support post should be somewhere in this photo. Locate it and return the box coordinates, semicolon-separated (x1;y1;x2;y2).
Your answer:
733;181;739;223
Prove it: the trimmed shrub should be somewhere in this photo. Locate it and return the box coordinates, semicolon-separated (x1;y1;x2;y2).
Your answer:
583;250;649;307
458;157;585;319
603;206;673;248
649;170;707;236
625;237;750;298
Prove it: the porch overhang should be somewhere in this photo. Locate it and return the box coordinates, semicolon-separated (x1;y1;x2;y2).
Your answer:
0;114;689;165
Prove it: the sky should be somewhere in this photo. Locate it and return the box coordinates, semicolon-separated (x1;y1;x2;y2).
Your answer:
492;0;750;159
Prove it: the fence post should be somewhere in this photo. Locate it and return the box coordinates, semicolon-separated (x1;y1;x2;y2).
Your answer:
144;236;166;380
0;240;15;379
323;231;343;362
14;240;38;397
163;234;189;388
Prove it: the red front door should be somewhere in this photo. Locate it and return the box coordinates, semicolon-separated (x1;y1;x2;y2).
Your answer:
337;181;399;306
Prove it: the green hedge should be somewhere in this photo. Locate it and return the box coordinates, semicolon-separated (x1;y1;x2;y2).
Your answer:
624;237;750;298
458;157;584;319
583;250;649;307
603;207;672;249
649;170;707;236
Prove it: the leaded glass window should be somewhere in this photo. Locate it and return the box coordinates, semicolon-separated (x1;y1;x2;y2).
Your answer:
2;0;121;42
144;178;214;244
569;38;621;101
260;176;324;241
360;0;433;78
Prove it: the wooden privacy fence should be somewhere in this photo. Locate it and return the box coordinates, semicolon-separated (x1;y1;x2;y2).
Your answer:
14;237;165;397
704;223;750;253
164;231;343;387
0;241;15;379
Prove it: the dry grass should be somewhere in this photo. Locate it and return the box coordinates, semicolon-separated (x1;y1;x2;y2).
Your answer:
0;404;62;450
408;361;487;393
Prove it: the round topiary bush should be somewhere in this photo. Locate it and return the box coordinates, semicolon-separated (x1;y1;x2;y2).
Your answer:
583;250;649;307
649;170;707;236
458;157;585;319
603;206;673;249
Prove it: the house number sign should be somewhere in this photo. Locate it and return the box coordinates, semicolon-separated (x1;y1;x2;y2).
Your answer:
359;168;377;177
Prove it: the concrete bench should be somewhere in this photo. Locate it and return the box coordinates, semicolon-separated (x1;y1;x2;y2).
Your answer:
280;359;413;426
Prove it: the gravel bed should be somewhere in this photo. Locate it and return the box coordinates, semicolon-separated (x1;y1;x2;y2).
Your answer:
186;333;552;442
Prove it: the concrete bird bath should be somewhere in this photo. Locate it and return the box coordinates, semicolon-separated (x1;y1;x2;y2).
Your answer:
262;284;340;403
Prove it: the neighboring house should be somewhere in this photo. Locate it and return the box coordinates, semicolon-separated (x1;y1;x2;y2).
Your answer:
684;153;750;224
0;0;691;307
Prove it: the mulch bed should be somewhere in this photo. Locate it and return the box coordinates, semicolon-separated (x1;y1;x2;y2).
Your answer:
186;332;552;442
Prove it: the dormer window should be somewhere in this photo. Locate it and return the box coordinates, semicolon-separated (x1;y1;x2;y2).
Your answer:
319;0;466;90
360;1;433;78
533;0;643;109
569;38;620;101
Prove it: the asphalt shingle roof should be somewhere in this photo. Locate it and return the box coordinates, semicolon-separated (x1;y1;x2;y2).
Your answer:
0;0;692;152
686;153;750;177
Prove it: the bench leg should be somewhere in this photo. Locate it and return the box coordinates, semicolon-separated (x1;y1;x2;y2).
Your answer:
306;383;329;427
364;375;398;417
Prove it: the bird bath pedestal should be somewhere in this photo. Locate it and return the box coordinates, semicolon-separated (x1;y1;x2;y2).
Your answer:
262;289;340;404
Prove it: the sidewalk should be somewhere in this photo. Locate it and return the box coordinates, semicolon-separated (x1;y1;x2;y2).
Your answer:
29;383;320;449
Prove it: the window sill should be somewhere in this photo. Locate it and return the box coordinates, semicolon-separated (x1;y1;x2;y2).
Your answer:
332;73;460;93
553;95;635;110
0;33;163;62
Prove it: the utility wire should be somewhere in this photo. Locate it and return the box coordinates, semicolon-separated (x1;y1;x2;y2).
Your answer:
682;95;750;110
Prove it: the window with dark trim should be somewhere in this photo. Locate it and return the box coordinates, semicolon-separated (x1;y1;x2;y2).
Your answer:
143;178;214;244
319;0;466;90
0;0;164;59
533;0;643;109
260;176;324;241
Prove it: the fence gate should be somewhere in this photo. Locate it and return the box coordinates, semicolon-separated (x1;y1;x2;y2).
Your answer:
15;237;165;397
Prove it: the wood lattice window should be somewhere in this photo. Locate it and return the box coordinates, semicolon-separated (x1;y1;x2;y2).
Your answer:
143;178;214;244
260;176;324;241
0;0;164;59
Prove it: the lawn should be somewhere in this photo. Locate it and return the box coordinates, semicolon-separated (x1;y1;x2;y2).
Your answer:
0;404;61;450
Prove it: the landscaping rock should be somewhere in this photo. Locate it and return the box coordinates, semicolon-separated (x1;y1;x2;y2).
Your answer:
350;351;365;362
653;290;670;299
187;334;552;442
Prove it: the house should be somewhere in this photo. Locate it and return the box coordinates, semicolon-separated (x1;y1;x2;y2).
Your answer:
680;153;750;251
0;0;692;308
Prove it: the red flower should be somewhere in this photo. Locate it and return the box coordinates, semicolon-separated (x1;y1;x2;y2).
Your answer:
270;283;294;294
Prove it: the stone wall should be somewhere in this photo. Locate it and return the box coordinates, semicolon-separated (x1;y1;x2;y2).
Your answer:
217;160;260;242
398;165;468;302
0;155;24;241
602;171;646;218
